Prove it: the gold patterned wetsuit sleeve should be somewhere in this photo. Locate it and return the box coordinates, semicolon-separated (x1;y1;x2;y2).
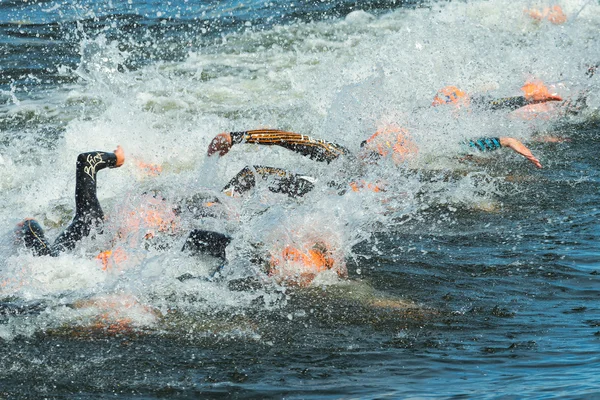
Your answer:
229;129;350;163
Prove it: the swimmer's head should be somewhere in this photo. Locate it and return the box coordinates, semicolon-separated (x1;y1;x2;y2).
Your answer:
360;125;418;165
114;191;180;244
432;85;469;107
268;241;347;287
525;5;567;25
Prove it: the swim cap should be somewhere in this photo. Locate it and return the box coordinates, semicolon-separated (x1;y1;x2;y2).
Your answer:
525;5;567;25
432;86;469;107
269;241;345;287
364;125;418;164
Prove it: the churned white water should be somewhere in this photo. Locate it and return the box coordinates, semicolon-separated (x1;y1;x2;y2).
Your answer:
0;0;598;338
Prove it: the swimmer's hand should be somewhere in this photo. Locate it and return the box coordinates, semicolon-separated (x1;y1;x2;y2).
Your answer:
529;94;563;103
499;137;542;169
207;132;232;157
114;145;125;167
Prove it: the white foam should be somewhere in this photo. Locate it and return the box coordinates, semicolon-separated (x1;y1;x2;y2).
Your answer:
1;0;599;335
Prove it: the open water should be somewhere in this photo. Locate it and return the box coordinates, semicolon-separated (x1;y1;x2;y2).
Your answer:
1;0;599;398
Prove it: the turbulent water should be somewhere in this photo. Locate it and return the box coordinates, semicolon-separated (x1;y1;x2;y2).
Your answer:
1;0;600;398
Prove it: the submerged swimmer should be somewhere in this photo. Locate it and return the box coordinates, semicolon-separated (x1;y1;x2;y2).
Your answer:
431;81;563;112
433;80;593;121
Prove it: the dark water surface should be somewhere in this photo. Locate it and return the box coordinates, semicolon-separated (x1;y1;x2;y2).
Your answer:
1;0;600;398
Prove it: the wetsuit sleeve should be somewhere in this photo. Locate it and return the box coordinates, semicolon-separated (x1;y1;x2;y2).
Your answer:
472;95;530;111
18;219;57;257
182;230;232;260
53;151;118;253
229;129;350;163
467;137;502;152
222;165;315;198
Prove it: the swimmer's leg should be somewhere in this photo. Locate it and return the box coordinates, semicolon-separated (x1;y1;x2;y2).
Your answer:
182;229;232;261
52;149;123;253
222;165;315;198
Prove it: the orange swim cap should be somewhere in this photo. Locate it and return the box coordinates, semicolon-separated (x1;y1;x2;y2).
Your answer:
547;5;567;24
349;180;383;193
525;5;567;25
364;125;418;164
269;241;345;287
135;160;163;177
116;193;180;244
96;247;129;272
432;86;469;107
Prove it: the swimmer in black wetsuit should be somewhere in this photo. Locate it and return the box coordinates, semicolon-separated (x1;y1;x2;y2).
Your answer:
16;146;233;265
17;147;125;256
206;83;566;197
431;84;563;112
206;128;543;198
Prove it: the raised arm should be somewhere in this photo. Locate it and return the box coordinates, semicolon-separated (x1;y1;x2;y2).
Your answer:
467;136;542;168
207;129;350;163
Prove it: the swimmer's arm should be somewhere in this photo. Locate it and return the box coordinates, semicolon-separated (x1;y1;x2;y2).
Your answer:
499;137;542;168
467;137;542;168
475;95;562;111
222;165;315;197
207;129;350;163
481;96;530;111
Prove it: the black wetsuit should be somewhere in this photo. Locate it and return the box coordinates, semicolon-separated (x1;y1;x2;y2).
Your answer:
473;95;533;111
19;151;119;256
19;151;232;262
229;130;351;163
221;129;503;198
222;165;316;198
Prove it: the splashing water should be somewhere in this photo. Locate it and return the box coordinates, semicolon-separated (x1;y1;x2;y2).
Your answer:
1;0;600;397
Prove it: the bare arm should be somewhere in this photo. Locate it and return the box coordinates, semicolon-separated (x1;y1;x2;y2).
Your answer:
467;137;542;168
499;137;542;168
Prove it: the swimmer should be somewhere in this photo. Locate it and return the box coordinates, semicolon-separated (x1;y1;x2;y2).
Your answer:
207;128;542;199
15;147;231;265
431;82;563;112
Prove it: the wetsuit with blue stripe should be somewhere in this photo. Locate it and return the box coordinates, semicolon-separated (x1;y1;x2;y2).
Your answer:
467;137;502;152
